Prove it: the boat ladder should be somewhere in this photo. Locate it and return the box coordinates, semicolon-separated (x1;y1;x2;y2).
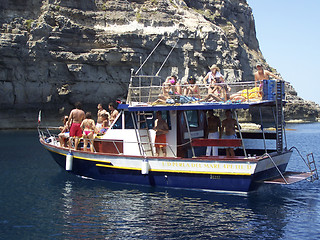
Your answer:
307;153;319;182
276;80;284;153
133;111;154;157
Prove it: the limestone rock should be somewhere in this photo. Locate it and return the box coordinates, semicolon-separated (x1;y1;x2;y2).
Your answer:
0;0;319;128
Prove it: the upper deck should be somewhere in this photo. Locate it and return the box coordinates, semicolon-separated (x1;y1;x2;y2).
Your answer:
120;75;285;112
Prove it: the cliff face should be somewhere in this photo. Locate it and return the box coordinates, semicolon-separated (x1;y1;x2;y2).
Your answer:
0;0;319;128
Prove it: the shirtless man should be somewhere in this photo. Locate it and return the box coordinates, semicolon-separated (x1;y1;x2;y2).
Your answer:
206;110;222;156
254;64;280;87
153;111;169;157
221;110;238;157
67;102;85;150
108;102;119;125
96;103;108;131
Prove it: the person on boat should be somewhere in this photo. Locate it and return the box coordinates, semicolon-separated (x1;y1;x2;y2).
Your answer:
203;65;229;101
169;75;182;95
206;110;222;156
58;115;70;147
80;112;96;152
97;112;110;136
221;110;238;157
67;101;85;150
108;102;119;125
229;87;262;102
153;76;179;105
153;111;169;157
254;63;280;87
96;103;109;131
184;76;200;99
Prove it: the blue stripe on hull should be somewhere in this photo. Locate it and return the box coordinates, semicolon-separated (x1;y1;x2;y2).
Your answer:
49;151;255;192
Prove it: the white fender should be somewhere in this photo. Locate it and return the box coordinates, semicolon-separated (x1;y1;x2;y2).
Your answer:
141;159;149;175
66;152;73;171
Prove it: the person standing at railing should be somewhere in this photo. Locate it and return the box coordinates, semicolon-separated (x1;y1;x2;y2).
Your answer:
153;111;169;157
67;102;85;150
108;102;119;126
221;110;238;157
254;63;280;87
80;112;96;152
58;115;70;147
206;110;222;156
96;103;108;131
254;63;281;100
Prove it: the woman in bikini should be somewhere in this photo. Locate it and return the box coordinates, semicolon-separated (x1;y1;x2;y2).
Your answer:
184;76;200;99
80;112;96;152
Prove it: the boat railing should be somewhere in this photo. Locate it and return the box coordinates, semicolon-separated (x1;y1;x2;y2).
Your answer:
127;79;268;105
39;126;179;157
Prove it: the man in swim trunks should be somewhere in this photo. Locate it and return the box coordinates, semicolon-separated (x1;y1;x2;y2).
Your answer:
221;110;238;157
153;111;169;157
67;101;85;150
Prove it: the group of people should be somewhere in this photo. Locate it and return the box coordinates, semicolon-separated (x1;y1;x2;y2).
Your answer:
58;102;119;152
156;63;280;104
206;109;238;157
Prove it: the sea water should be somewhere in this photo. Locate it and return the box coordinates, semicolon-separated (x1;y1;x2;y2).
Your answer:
0;123;320;239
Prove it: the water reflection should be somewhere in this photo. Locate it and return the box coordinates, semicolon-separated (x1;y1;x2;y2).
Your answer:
59;178;291;239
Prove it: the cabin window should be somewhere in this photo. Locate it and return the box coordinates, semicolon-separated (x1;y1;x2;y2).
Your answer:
121;111;171;130
185;110;198;128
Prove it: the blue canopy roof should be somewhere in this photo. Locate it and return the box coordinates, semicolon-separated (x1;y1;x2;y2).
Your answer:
118;102;251;112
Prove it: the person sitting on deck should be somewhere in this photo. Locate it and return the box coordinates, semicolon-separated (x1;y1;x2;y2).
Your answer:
153;76;181;105
153;111;169;157
184;76;201;100
169;75;182;95
229;87;262;102
203;65;229;101
80;112;96;152
58;115;70;147
221;110;238;157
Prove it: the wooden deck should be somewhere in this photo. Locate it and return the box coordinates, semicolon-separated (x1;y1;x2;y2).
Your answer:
263;171;313;184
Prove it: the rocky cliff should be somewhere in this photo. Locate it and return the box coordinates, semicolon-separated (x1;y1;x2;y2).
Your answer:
0;0;319;128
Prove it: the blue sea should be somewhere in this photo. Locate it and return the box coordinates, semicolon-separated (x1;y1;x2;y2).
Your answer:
1;123;320;239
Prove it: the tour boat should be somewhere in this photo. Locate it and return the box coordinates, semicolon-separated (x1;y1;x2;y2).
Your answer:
38;42;318;193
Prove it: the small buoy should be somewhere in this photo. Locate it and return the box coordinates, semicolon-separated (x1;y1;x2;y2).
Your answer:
141;159;149;175
66;151;73;171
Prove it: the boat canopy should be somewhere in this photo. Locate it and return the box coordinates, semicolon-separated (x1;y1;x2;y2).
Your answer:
118;102;251;112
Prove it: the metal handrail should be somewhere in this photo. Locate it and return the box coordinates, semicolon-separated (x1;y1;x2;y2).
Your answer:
264;152;288;184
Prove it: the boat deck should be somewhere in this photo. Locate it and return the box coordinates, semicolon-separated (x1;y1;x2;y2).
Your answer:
263;171;313;184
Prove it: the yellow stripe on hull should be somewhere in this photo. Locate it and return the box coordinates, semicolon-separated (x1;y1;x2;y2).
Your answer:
96;163;252;176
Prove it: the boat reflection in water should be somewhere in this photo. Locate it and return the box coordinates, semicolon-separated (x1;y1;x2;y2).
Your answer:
58;176;290;239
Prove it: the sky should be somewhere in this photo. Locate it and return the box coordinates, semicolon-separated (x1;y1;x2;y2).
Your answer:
247;0;320;105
